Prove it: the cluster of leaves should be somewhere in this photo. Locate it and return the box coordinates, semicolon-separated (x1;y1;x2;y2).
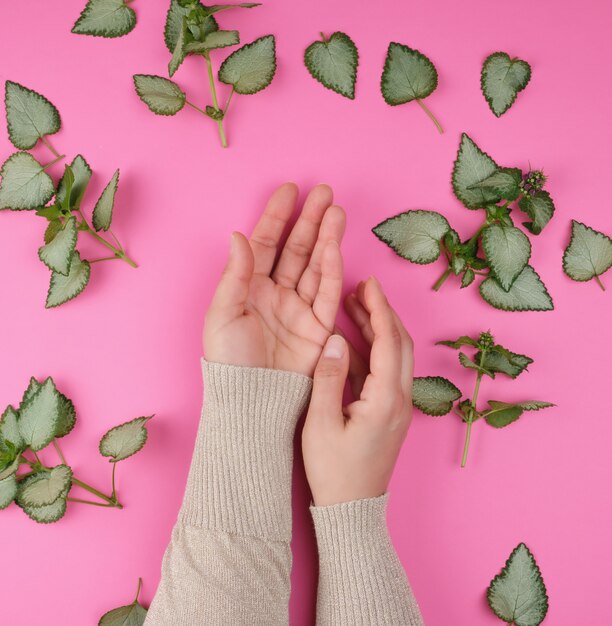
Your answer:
563;220;612;291
99;579;148;625
72;0;138;38
133;1;276;148
411;331;554;467
0;81;137;308
481;52;532;117
373;133;557;311
0;376;152;523
487;543;549;626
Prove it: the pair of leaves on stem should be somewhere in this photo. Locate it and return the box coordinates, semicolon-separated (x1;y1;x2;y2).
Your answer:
0;375;152;522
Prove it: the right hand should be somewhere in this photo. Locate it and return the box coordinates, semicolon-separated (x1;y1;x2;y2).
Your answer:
302;277;414;507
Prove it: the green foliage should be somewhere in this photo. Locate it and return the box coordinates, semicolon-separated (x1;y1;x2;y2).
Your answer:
0;152;55;210
72;0;137;39
99;416;153;462
562;220;612;290
481;52;532;117
92;169;120;231
218;35;277;94
46;252;91;309
412;377;461;416
133;75;186;116
99;579;147;625
480;266;554;312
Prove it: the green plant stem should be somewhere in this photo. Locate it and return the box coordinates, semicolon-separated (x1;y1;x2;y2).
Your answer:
416;99;444;134
53;439;67;465
42;154;65;171
186;100;208;116
77;210;138;268
224;87;235;116
71;477;123;508
203;52;228;148
133;577;143;604
67;496;114;508
41;136;60;158
89;256;121;264
320;31;329;43
465;221;488;249
595;275;606;291
461;349;488;468
432;266;452;291
111;463;117;502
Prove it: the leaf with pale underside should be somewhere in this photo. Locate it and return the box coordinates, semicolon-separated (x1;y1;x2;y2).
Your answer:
46;252;91;308
17;377;60;451
92;169;119;231
372;210;450;264
518;191;555;235
481;52;531;117
38;217;77;275
468;168;522;201
480;266;553;312
5;81;61;150
18;377;76;438
0;474;17;509
17;465;72;507
72;0;137;38
17;474;68;524
562;220;612;288
56;155;92;210
99;416;153;462
218;35;277;95
482;224;531;292
0;406;23;449
412;377;461;416
0;456;20;482
0;152;55;211
185;30;239;53
487;543;548;626
304;32;358;99
133;75;186;116
168;19;188;77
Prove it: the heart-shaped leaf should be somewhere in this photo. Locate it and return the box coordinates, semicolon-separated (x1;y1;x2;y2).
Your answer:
481;52;532;117
479;266;553;312
17;482;68;524
17;465;72;507
38;216;78;275
218;35;277;95
133;75;186;116
99;416;153;462
482;224;532;291
412;377;461;416
0;152;55;210
562;220;612;290
452;134;500;209
18;377;60;451
46;251;91;308
72;0;137;38
0;474;17;509
518;191;555;235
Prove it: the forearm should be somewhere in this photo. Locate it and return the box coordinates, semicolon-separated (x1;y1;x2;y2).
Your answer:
145;359;312;626
311;494;424;626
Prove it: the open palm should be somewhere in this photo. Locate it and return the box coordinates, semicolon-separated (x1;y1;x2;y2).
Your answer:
204;183;345;377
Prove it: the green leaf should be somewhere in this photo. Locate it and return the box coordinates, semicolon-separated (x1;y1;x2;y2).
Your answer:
18;377;60;451
5;81;61;150
480;266;553;312
72;0;137;38
203;3;260;15
519;191;555;235
168;19;189;77
461;269;475;288
38;216;78;275
46;251;91;308
468;168;522;201
482;224;532;291
99;603;148;626
0;406;23;449
487;543;548;626
517;401;555;411
458;352;493;377
56;392;77;439
436;336;479;349
562;220;612;288
0;474;17;509
56;155;92;210
37;205;62;220
372;210;450;264
20;376;42;407
380;42;438;105
304;32;358;100
218;35;277;95
164;1;218;52
44;220;64;244
17;465;72;507
484;401;524;428
133;75;186;116
0;456;20;482
99;416;152;462
481;52;532;117
205;105;224;121
92;169;120;231
0;152;55;211
184;30;240;53
452;134;500;209
412;377;461;416
18;492;68;524
476;347;533;379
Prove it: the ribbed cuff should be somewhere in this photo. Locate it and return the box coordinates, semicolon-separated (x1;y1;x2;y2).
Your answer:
180;359;312;541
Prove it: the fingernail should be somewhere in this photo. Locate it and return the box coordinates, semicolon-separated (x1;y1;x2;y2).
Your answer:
324;334;345;359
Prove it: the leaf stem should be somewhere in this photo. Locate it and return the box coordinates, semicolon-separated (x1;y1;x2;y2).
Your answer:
89;256;121;264
224;86;235;116
461;349;488;467
320;32;329;43
53;439;67;465
432;266;452;291
67;497;115;508
71;477;123;508
111;463;117;502
77;210;138;268
133;577;143;604
41;135;60;158
203;52;228;148
594;275;606;291
42;154;66;171
416;99;444;134
186;100;208;116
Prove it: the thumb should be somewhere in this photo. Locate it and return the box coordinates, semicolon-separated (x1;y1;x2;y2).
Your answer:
309;334;349;424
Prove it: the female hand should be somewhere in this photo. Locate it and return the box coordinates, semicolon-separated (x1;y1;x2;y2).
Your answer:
302;277;414;506
203;183;345;377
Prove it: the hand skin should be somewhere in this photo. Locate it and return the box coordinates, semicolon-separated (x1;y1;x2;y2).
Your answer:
302;277;414;507
204;183;346;377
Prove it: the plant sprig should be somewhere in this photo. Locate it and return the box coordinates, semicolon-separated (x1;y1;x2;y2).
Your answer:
0;81;137;308
0;376;152;523
133;1;276;148
72;0;138;38
563;220;612;291
481;52;532;117
99;578;148;625
412;331;554;467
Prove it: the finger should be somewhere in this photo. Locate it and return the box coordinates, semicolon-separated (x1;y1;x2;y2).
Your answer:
333;325;369;398
297;204;346;304
391;310;414;399
208;232;254;325
308;334;349;427
249;182;298;276
312;240;343;331
344;291;374;345
272;184;333;288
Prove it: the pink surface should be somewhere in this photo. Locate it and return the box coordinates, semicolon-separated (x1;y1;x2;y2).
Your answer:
1;1;611;624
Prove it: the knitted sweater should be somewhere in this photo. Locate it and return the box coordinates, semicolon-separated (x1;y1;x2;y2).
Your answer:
144;360;424;625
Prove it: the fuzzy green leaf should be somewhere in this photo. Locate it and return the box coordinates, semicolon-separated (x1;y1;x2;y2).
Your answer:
99;602;148;626
46;251;91;308
304;32;358;99
0;406;23;449
56;155;92;210
20;377;41;406
517;401;555;411
18;378;60;451
168;19;189;77
412;377;461;416
133;75;186;116
452;134;501;209
17;465;72;507
204;3;260;15
477;348;533;379
372;210;450;264
482;224;532;291
38;217;77;276
480;266;553;312
18;485;68;524
0;474;17;509
481;52;532;117
487;543;549;625
44;220;63;244
458;352;493;377
436;336;479;349
56;393;77;439
0;456;20;482
562;220;612;287
5;81;61;150
99;416;152;462
518;191;555;236
164;1;218;52
461;269;475;288
184;30;240;53
92;169;119;231
0;152;55;211
72;0;137;38
484;401;524;428
218;35;277;95
468;168;522;201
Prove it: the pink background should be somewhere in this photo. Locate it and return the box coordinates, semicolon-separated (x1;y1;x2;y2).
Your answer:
1;0;611;624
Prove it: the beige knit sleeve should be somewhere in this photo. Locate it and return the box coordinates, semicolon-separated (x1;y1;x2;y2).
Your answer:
145;359;312;626
310;494;425;626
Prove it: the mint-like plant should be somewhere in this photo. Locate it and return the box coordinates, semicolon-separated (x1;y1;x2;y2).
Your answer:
563;220;612;291
373;133;556;311
0;81;137;308
72;0;137;38
0;376;152;523
412;332;553;467
99;579;148;625
481;52;531;117
133;1;275;148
